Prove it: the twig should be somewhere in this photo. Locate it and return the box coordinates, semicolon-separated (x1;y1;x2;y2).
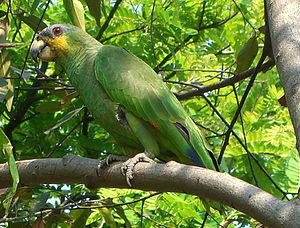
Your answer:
0;42;22;47
100;25;146;42
202;96;288;198
232;84;259;187
15;86;75;91
12;0;51;113
175;59;274;100
154;12;238;72
46;120;83;158
232;0;256;33
34;67;72;87
8;0;23;42
200;212;208;228
150;0;157;65
0;192;161;223
217;1;270;165
165;78;289;198
96;0;123;40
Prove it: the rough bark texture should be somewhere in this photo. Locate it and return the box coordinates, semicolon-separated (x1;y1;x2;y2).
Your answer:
266;0;300;153
0;155;299;227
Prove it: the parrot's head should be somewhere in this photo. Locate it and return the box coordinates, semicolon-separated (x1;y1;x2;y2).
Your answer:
30;24;92;63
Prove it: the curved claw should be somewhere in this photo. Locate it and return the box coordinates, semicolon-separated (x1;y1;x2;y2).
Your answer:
97;155;128;176
121;152;155;187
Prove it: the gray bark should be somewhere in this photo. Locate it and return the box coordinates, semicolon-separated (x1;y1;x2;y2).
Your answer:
266;0;300;153
0;155;299;227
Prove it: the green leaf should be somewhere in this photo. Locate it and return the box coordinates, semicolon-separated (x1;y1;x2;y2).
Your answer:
235;36;258;73
0;128;19;214
0;10;6;18
185;28;198;36
63;0;86;30
70;209;92;227
44;107;84;134
84;0;101;26
86;210;102;225
99;208;117;228
18;14;47;31
285;149;300;192
0;49;13;112
30;0;41;14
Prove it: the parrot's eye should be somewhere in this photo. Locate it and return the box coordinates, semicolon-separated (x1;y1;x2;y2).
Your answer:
52;26;63;36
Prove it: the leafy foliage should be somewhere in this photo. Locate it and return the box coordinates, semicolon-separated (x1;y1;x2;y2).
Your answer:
0;0;299;226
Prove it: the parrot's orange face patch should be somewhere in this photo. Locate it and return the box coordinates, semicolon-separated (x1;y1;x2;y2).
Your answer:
43;35;69;58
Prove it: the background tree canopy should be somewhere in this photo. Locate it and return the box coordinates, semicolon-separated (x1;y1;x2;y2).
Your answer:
0;0;299;226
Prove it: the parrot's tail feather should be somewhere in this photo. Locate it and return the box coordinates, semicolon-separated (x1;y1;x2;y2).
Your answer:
175;122;205;167
175;122;189;141
187;148;205;167
175;120;219;170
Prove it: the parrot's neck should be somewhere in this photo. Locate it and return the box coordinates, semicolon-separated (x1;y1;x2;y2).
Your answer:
61;45;99;76
59;32;102;68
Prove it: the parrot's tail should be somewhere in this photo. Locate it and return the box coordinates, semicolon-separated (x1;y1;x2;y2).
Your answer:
157;119;218;170
175;122;219;171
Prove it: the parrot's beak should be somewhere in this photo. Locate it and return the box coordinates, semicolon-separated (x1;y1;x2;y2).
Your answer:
30;39;56;62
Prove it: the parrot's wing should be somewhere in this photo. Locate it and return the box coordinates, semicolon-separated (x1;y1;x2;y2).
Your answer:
95;45;217;169
95;45;186;123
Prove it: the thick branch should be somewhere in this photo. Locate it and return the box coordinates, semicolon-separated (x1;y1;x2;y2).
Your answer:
0;155;299;227
266;0;300;153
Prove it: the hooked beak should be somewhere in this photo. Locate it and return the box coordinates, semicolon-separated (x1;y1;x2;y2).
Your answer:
30;39;56;62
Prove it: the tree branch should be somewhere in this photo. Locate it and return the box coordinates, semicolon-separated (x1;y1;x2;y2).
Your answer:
175;59;274;100
96;0;123;40
100;24;147;43
266;0;300;154
0;155;299;227
154;12;238;72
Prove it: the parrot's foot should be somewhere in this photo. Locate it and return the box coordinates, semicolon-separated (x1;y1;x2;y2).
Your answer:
121;152;155;187
97;155;128;175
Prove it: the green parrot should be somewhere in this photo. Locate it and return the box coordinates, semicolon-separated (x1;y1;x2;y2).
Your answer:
30;24;218;184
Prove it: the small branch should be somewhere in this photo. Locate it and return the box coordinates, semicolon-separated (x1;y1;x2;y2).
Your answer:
0;155;299;227
154;12;238;72
4;63;49;142
232;85;259;187
217;1;271;164
0;192;160;223
0;42;22;47
202;96;288;197
150;0;157;65
96;0;123;40
232;0;256;33
100;25;147;43
46;120;83;158
15;86;75;91
175;59;274;100
12;0;51;107
34;68;72;87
